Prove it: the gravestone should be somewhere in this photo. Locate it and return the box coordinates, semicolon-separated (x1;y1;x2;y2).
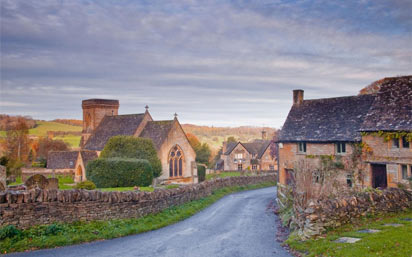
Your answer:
25;174;49;190
0;165;6;191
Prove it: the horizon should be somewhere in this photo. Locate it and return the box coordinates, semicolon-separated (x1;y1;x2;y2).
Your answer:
1;0;411;127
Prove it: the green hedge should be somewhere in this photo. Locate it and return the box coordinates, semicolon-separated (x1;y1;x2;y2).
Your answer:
86;158;153;188
74;180;96;190
100;136;162;178
197;165;206;182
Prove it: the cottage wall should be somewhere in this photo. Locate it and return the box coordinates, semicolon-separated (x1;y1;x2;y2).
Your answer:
223;144;250;171
260;147;277;171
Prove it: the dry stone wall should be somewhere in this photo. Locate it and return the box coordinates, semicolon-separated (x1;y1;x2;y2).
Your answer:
0;174;275;229
295;188;412;239
0;165;5;191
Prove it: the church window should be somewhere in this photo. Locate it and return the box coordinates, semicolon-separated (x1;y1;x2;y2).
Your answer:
169;145;184;178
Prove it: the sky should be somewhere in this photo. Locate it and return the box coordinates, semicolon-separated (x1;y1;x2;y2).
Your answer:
1;0;411;128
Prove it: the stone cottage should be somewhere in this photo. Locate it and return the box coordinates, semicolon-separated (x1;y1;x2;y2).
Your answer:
48;99;197;184
277;76;411;189
217;136;277;172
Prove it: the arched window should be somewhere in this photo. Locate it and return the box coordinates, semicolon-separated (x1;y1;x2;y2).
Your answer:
169;145;184;177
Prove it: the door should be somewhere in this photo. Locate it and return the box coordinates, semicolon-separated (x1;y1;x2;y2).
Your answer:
372;164;387;188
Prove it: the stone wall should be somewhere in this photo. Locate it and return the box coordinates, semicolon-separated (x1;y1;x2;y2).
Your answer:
0;174;275;229
0;165;6;190
294;188;412;239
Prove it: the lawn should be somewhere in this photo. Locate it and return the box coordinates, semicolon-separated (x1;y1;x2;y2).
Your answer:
286;210;412;257
0;181;276;254
206;171;254;180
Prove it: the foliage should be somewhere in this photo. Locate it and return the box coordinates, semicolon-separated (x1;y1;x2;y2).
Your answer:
226;136;237;143
187;133;201;150
206;171;255;180
32;137;69;161
197;165;206;182
74;180;97;190
0;181;275;254
195;143;211;165
100;136;162;178
4;117;30;163
86;158;153;188
286;210;412;257
361;131;412;142
44;224;65;236
0;225;21;240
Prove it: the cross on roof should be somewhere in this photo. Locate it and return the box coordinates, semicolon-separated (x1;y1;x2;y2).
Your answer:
145;105;149;111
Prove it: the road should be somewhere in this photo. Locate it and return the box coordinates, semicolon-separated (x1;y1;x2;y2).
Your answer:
6;186;291;257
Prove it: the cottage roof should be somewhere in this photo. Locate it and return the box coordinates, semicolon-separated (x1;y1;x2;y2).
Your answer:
360;76;412;131
279;94;375;142
139;120;175;149
224;140;271;159
47;151;78;169
84;114;145;151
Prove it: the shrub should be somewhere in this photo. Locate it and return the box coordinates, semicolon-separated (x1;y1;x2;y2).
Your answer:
44;224;65;236
74;180;96;190
0;225;21;240
86;158;153;188
197;165;206;182
100;136;162;177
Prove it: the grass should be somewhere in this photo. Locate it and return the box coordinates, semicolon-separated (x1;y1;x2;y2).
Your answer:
99;187;154;192
206;171;253;180
286;210;412;257
54;135;81;148
0;181;276;254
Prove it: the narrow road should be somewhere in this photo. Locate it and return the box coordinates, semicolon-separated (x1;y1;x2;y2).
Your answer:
7;187;291;257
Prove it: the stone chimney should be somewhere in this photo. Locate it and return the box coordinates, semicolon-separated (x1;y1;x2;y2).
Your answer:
262;130;267;140
222;141;228;154
293;89;304;105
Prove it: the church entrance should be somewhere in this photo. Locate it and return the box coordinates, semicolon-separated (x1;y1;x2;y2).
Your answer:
76;166;83;182
169;145;184;178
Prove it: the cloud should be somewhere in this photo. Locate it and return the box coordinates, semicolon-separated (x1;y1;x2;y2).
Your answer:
1;0;411;127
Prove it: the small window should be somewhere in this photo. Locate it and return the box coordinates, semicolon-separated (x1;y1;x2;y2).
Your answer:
252;165;257;170
402;137;410;148
346;174;353;187
392;138;400;148
298;142;306;153
238;164;243;171
235;153;243;159
401;165;408;180
269;165;274;170
336;143;346;154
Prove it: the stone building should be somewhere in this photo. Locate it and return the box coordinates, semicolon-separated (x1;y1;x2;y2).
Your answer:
277;76;412;189
48;99;197;184
217;136;277;172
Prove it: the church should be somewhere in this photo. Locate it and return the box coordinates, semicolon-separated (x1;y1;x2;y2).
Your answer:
47;99;197;184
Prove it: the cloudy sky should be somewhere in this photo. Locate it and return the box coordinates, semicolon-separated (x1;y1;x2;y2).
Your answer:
1;0;411;127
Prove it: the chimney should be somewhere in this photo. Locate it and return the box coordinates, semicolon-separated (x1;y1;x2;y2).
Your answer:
293;89;304;105
222;141;227;154
262;130;267;140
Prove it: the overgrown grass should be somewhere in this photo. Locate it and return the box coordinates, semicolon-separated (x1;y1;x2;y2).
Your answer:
0;181;275;254
286;210;412;257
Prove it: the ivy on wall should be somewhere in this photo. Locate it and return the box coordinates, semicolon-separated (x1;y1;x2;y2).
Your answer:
361;131;412;142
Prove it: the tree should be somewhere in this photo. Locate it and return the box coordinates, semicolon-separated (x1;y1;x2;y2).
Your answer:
34;137;69;161
100;136;162;177
196;143;211;165
227;136;237;143
187;133;201;150
5;117;29;162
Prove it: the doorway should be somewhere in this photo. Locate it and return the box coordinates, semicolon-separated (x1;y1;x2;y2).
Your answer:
371;164;387;188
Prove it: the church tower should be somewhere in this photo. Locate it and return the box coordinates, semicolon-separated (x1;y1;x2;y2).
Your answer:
80;99;119;146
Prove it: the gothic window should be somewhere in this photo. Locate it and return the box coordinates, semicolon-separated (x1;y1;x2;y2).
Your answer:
169;145;184;178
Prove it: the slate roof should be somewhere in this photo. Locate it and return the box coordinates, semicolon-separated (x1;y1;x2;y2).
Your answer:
84;114;145;151
279;94;375;142
360;76;412;131
47;151;78;169
224;140;271;159
80;151;98;167
139;120;175;149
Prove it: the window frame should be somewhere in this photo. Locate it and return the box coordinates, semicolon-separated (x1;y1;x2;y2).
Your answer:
298;142;307;153
252;164;257;170
336;142;346;154
402;137;410;148
401;165;408;180
238;164;243;171
392;138;400;149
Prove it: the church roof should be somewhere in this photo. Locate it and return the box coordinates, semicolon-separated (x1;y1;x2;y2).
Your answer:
278;94;375;142
84;114;145;151
360;76;412;132
140;120;175;149
47;151;78;169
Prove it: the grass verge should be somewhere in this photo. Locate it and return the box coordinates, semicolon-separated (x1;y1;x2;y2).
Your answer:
286;209;412;257
0;181;276;254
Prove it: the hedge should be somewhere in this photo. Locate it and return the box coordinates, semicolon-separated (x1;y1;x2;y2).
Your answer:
197;165;206;182
86;158;153;188
100;136;162;178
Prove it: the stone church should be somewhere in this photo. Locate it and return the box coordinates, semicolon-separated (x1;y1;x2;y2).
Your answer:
47;99;197;184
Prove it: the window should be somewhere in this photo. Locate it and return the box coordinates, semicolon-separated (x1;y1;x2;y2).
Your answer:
402;137;410;148
401;165;408;180
392;138;400;148
252;165;257;170
298;142;306;153
169;145;184;177
346;174;353;187
269;165;274;170
238;164;243;171
235;153;243;159
336;143;346;154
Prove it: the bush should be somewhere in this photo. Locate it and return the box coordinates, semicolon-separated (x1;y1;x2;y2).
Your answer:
44;224;65;236
0;225;21;240
86;158;153;188
100;136;162;178
74;180;96;190
197;165;206;182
